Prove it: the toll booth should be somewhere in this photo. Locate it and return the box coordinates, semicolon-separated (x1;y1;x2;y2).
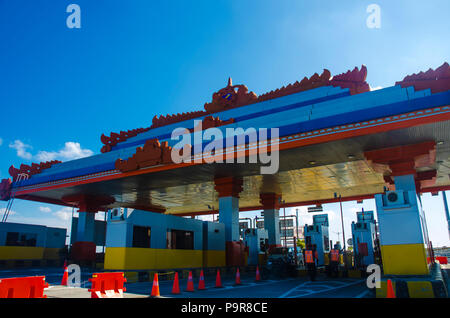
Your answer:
243;228;268;265
351;210;377;268
0;222;67;268
375;189;430;275
104;209;226;270
304;214;330;266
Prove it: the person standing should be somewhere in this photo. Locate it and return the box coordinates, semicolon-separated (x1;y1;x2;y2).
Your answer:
304;244;317;281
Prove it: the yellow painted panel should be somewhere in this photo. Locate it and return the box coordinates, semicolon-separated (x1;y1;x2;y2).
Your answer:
43;248;60;260
104;247;204;270
324;253;329;265
381;244;429;276
407;281;434;298
203;250;226;268
0;246;44;260
104;247;127;270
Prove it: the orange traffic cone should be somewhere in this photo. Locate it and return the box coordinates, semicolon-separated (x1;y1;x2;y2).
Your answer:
235;267;241;285
215;269;223;288
255;266;261;282
386;279;396;298
61;264;68;286
151;273;160;297
186;271;194;292
172;272;180;294
198;270;205;290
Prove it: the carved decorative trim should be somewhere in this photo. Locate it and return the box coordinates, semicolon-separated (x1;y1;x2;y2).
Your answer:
8;161;62;181
395;62;450;94
100;127;151;153
0;178;12;201
115;138;191;173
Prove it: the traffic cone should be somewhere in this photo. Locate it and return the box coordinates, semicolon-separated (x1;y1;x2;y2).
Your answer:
235;267;241;285
186;271;194;292
386;279;396;298
61;264;68;286
172;272;180;294
151;273;160;297
198;270;205;290
215;269;223;288
255;266;261;282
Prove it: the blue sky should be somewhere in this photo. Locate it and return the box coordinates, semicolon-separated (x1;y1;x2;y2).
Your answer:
0;1;449;246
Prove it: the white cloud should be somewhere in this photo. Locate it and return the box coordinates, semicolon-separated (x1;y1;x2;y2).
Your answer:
39;206;52;213
36;142;93;162
370;85;383;91
9;140;33;160
54;207;73;221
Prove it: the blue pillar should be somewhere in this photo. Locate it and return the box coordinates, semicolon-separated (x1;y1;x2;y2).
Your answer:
219;196;240;242
260;193;281;246
77;211;96;242
264;208;281;246
215;177;243;242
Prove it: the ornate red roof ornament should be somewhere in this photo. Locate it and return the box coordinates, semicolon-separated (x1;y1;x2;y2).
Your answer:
395;62;450;94
330;65;370;95
115;139;192;172
8;160;62;181
192;116;235;131
204;77;258;113
100;127;151;153
0;178;12;201
103;65;371;147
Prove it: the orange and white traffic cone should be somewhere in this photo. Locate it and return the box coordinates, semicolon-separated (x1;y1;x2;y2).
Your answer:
172;272;180;294
235;267;241;285
186;271;194;292
151;273;160;297
386;279;396;298
61;264;69;286
198;270;205;290
255;266;261;282
215;269;223;288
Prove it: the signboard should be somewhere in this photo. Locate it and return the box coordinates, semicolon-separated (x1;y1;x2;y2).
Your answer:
307;205;323;213
347;238;353;246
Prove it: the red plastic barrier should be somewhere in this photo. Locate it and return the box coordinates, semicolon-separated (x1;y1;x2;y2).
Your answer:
88;272;126;298
0;276;48;298
436;256;448;265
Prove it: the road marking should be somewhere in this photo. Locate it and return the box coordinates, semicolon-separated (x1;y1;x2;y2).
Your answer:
278;281;309;298
280;279;365;298
355;289;371;298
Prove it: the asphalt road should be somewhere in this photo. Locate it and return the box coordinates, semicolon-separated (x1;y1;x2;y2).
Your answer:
0;267;373;298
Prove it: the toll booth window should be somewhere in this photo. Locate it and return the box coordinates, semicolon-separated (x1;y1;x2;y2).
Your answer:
167;229;194;250
132;226;151;248
6;232;37;246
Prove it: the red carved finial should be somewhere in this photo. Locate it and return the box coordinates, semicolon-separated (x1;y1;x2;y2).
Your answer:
227;77;233;87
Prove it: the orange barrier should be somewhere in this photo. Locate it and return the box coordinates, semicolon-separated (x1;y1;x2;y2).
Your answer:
427;256;448;264
88;272;126;298
0;276;48;298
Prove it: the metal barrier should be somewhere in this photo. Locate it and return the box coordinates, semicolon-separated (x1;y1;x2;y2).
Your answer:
0;276;48;298
88;272;126;298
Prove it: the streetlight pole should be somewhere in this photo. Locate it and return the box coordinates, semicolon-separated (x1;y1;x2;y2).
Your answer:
443;191;450;240
339;195;346;251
